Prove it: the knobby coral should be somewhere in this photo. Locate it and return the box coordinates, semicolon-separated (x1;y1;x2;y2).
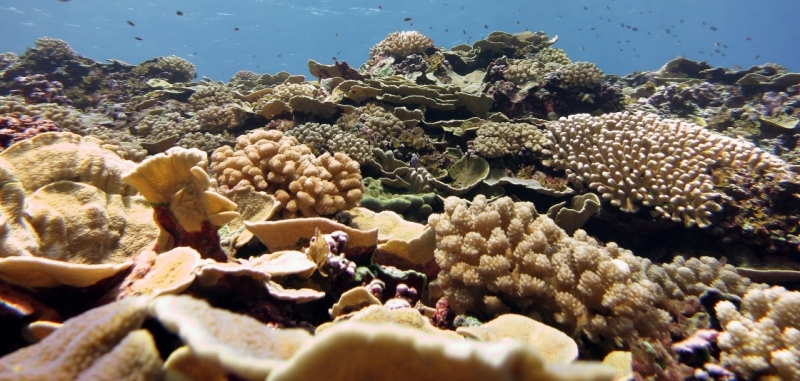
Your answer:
210;129;364;218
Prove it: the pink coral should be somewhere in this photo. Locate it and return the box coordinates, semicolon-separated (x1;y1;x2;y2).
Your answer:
10;74;71;105
0;115;61;149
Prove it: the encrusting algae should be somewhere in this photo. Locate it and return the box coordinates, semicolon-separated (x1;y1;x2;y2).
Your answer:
0;27;799;381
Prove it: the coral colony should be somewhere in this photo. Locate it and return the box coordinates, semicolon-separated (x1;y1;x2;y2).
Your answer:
1;30;800;381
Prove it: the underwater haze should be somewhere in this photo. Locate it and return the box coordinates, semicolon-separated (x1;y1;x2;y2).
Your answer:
1;0;798;79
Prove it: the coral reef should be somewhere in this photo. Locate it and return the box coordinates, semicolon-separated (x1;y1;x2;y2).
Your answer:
0;29;799;381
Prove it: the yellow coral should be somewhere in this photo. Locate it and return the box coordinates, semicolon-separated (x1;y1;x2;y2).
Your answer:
123;147;239;231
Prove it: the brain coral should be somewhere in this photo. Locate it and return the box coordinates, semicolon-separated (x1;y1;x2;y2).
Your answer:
369;31;435;59
547;111;786;227
210;129;364;218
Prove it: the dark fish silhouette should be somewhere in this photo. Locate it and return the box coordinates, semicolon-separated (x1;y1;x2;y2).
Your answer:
484;24;488;29
134;37;143;40
665;29;670;34
746;37;752;41
176;10;184;16
127;20;136;26
710;26;717;31
403;17;412;21
234;27;239;31
378;5;382;9
583;6;587;10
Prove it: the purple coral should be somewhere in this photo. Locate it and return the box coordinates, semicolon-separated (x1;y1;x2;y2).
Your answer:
10;74;71;105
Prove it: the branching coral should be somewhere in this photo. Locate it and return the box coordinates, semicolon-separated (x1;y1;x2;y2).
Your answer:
547;111;786;227
502;59;551;85
210;129;364;218
369;31;436;59
535;47;572;66
557;62;604;88
429;195;755;349
268;82;319;102
153;55;197;83
715;287;800;380
473;122;548;158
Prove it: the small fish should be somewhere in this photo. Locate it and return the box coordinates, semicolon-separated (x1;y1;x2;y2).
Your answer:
134;36;143;40
647;31;651;35
332;56;338;61
234;27;239;31
721;53;726;57
665;28;671;34
278;54;282;57
484;24;488;29
462;29;466;34
378;5;382;9
580;46;584;51
700;50;704;54
722;44;728;48
702;21;706;25
606;6;610;9
590;27;595;30
516;21;520;25
632;27;638;31
445;28;448;32
252;54;255;57
403;17;411;21
680;19;683;23
336;32;339;37
127;20;136;26
58;0;70;2
583;6;587;10
755;55;760;59
710;26;717;31
714;42;720;46
410;22;413;26
429;26;433;29
620;23;624;27
558;15;563;18
176;10;183;16
746;37;752;41
714;49;720;53
578;28;582;31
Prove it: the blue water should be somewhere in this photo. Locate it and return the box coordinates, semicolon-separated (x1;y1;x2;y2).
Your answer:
1;0;797;80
